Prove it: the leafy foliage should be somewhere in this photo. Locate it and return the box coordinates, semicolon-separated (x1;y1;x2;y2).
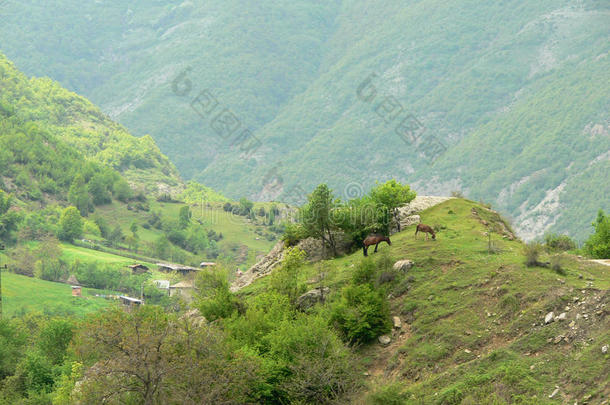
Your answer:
584;210;610;259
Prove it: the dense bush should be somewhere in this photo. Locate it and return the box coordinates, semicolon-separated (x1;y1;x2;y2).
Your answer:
330;283;392;344
522;242;543;267
543;233;576;252
583;210;610;259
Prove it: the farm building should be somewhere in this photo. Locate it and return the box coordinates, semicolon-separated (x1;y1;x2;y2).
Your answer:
169;280;196;302
71;286;82;297
67;275;82;297
119;295;143;309
156;263;200;276
127;264;149;274
199;261;216;268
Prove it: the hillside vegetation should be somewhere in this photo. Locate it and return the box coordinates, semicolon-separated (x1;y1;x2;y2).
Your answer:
237;198;609;404
1;1;608;239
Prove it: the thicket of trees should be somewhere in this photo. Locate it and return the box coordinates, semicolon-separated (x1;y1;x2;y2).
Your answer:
285;180;416;254
584;210;610;259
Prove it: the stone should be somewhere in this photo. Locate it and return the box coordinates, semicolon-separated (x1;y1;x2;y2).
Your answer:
555;313;567;321
569;321;576;328
464;349;471;354
554;335;564;344
545;312;554;324
401;214;421;227
602;345;609;354
392;316;402;329
378;335;391;346
296;287;330;311
549;388;559;399
393;260;415;272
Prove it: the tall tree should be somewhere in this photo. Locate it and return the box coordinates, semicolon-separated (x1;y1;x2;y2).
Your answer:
68;174;92;216
301;184;339;255
369;180;416;233
58;207;83;242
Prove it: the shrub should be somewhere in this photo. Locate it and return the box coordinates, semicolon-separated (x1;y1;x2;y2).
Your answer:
281;222;308;246
550;254;567;275
330;284;391;344
352;257;376;285
367;382;409;405
543;233;576;252
583;210;610;259
522;242;543;267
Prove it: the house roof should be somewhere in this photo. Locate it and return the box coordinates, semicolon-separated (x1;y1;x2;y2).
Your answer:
128;264;149;269
170;280;195;289
156;263;199;272
119;295;143;303
199;261;216;267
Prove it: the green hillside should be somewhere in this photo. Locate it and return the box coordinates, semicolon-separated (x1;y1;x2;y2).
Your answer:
1;1;608;240
1;271;115;317
0;52;276;272
238;198;610;403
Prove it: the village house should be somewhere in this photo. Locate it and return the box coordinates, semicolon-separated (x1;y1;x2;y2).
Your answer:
127;264;150;274
156;262;200;277
67;274;82;297
169;280;196;302
119;295;143;309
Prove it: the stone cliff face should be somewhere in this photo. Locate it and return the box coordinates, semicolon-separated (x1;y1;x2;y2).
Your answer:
231;196;453;291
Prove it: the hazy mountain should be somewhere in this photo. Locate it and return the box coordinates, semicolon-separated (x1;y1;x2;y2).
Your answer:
1;0;608;240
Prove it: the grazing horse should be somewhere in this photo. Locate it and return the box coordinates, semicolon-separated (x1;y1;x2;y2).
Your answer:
415;224;436;240
363;234;391;256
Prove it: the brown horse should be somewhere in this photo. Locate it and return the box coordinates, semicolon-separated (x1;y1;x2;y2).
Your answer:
363;234;391;256
415;224;436;240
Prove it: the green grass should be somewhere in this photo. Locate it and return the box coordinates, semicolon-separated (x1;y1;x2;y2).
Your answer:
1;271;116;317
241;199;610;403
92;200;276;268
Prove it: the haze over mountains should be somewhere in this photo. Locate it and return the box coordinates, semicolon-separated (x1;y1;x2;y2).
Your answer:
1;0;608;240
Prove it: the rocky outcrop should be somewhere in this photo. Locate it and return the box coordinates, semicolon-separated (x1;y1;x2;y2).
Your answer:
392;196;453;233
393;260;415;272
296;287;330;311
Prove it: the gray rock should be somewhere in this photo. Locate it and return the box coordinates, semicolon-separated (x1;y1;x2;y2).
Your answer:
401;214;421;227
393;260;415;272
545;312;555;324
549;388;559;399
602;345;609;354
393;316;402;329
296;287;330;311
555;312;567;321
378;335;391;346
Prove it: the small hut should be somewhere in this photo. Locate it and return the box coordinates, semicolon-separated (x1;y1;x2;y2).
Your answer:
169;280;196;302
119;295;143;309
127;264;150;274
67;275;82;297
156;263;200;277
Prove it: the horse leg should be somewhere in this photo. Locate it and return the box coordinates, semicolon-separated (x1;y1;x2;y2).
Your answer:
426;232;429;241
374;242;379;253
363;245;368;256
414;229;418;239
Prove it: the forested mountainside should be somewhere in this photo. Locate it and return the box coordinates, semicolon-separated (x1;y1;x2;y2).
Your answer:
0;53;180;195
0;1;608;240
0;53;278;268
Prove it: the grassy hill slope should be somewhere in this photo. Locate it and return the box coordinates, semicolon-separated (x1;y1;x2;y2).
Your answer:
1;271;116;317
240;198;609;403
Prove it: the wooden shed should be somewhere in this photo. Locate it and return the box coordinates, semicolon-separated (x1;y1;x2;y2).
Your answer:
127;264;150;274
156;263;200;276
169;280;196;302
